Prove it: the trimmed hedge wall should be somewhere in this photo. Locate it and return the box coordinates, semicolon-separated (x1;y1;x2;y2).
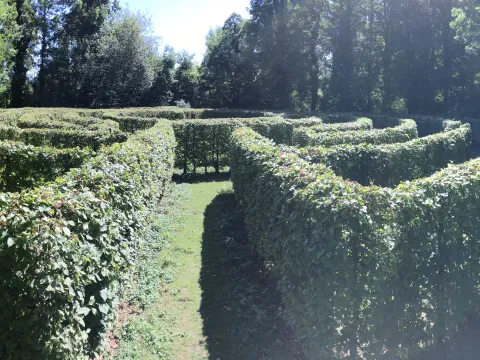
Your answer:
299;124;472;187
0;126;127;150
0;120;175;359
292;119;418;147
0;141;94;192
170;117;323;173
292;117;373;147
0;109;121;132
231;127;480;360
100;115;158;133
101;107;279;120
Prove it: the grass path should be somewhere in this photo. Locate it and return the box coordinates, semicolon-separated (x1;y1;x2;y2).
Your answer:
110;180;303;360
166;181;232;359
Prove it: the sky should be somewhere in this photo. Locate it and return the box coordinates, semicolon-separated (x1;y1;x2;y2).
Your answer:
121;0;251;62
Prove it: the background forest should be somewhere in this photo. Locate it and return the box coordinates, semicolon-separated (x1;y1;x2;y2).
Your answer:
0;0;480;115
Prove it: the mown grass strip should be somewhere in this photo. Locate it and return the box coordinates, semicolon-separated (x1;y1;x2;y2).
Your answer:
108;180;303;360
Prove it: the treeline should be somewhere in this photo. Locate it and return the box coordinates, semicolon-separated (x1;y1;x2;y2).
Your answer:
202;0;480;115
1;0;480;114
0;0;199;108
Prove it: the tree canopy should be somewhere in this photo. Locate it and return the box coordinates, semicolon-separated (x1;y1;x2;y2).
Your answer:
0;0;480;115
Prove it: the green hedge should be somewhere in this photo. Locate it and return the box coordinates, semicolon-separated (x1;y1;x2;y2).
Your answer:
0;120;175;359
292;117;373;147
101;115;158;133
0;141;94;192
369;114;461;136
0;109;120;132
0;126;127;150
101;107;279;120
230;127;480;360
299;124;472;187
16;112;115;129
171;117;323;173
292;119;418;147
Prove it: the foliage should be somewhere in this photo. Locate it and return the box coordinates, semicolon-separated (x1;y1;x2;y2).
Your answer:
230;125;480;359
292;117;373;146
0;108;127;149
172;51;200;106
451;2;480;55
0;125;127;150
101;107;279;120
0;140;94;192
292;119;418;147
0;0;19;106
2;0;480;115
83;10;159;108
0;120;175;359
171;117;323;174
300;124;472;187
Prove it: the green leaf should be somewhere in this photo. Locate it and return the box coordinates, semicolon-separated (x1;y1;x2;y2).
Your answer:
78;307;91;316
100;288;108;301
99;304;110;315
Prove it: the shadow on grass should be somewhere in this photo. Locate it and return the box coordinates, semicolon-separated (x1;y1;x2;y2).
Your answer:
172;172;230;184
199;192;304;360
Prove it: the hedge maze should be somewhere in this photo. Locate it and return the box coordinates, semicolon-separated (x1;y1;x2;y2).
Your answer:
1;106;480;359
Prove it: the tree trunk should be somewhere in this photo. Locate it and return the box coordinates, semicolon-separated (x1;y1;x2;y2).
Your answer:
336;0;355;112
276;0;291;110
309;8;321;112
38;4;49;106
10;0;33;108
441;0;454;113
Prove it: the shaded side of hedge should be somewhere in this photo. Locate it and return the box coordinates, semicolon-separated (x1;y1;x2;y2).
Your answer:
0;120;175;359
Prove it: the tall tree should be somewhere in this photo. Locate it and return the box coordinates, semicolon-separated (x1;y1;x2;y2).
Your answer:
249;0;296;109
201;13;252;108
34;0;63;105
438;0;455;112
173;51;200;106
10;0;35;108
328;0;355;111
0;0;19;106
143;47;176;106
38;0;114;107
83;10;158;108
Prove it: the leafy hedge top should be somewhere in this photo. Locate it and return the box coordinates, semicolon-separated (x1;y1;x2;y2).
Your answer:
0;125;127;150
292;119;418;147
0;109;121;132
0;140;95;192
299;124;471;187
230;126;480;359
100;107;280;120
0;120;175;359
292;117;373;146
308;117;372;132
